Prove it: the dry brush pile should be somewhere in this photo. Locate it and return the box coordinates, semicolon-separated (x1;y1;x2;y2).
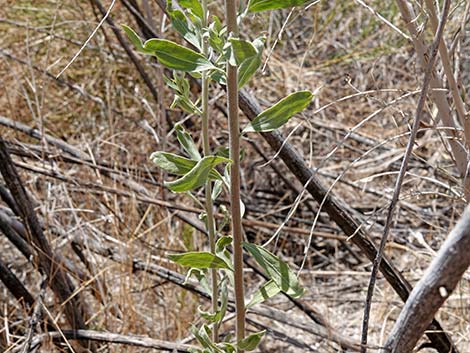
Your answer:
0;0;469;352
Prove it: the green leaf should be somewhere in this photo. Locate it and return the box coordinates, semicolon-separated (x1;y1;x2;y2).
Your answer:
197;305;223;323
186;268;211;295
243;242;304;298
168;252;232;269
175;124;201;160
190;325;225;353
179;0;204;19
242;90;313;133
208;16;226;54
237;330;266;351
216;236;233;253
190;325;213;351
246;279;281;309
122;25;152;54
168;9;201;50
229;37;265;88
229;38;258;66
150;151;195;175
165;155;230;192
150;152;221;180
238;55;262;88
142;38;214;72
248;0;310;12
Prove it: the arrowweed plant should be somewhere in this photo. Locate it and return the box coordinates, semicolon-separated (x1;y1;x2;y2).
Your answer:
123;0;313;351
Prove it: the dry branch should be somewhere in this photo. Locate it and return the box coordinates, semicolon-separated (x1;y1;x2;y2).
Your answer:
9;329;196;353
0;137;90;333
361;0;452;349
382;205;470;353
0;256;35;307
395;0;468;180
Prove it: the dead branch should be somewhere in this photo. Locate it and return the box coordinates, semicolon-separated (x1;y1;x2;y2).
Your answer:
0;137;90;333
0;256;35;307
382;206;470;353
9;329;196;353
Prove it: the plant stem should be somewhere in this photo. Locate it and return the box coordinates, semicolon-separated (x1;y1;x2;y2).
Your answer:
224;0;245;349
201;0;219;342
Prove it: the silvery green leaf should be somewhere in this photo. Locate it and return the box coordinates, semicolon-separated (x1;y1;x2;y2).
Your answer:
237;330;266;351
150;152;220;179
168;9;201;50
168;251;232;269
246;279;281;308
238;55;262;88
165;155;230;192
229;38;258;65
243;242;304;298
242;90;313;133
248;0;310;12
143;38;215;72
175;124;201;160
179;0;204;19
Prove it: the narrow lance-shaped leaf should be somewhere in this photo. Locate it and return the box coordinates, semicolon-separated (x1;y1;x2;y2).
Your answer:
246;279;281;309
238;55;262;88
175;124;201;160
242;90;313;133
190;325;222;352
168;9;201;50
122;25;215;72
248;0;310;13
122;25;152;54
243;242;304;298
179;0;204;19
237;330;266;351
165;155;230;192
150;152;221;179
168;252;232;270
229;38;258;65
143;39;215;72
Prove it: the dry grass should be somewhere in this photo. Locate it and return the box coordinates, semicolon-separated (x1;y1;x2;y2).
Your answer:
0;0;469;352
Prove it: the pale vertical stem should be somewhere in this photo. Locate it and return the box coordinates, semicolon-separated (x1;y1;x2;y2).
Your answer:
424;0;469;143
224;0;245;349
395;0;468;175
201;0;219;342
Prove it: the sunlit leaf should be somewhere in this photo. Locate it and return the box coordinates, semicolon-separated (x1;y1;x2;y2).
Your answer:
197;306;223;323
237;330;266;351
229;38;258;66
150;152;221;179
179;0;204;19
242;91;313;133
246;279;281;308
238;55;262;88
168;9;201;50
216;236;233;253
143;38;215;72
122;25;152;54
150;151;196;175
168;252;232;269
175;124;201;160
165;156;230;192
243;242;304;298
248;0;310;12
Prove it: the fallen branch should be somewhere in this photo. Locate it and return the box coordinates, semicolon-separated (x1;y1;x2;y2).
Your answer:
9;329;196;353
382;206;470;353
0;137;90;334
